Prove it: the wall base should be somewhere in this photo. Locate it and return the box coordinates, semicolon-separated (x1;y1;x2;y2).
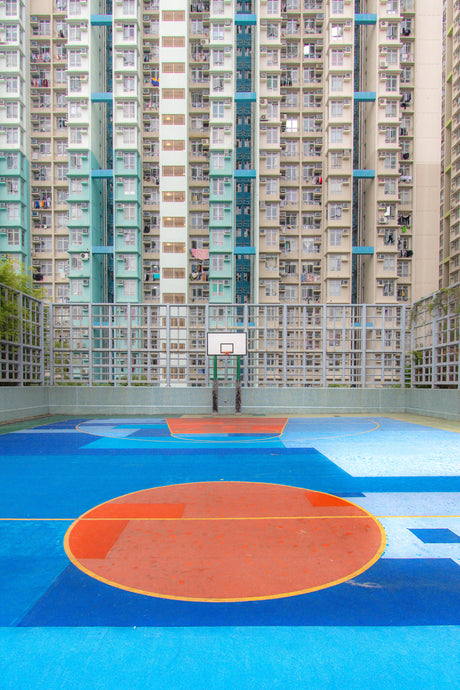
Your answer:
0;387;459;424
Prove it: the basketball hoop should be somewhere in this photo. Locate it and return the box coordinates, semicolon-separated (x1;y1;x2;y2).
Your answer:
207;332;247;414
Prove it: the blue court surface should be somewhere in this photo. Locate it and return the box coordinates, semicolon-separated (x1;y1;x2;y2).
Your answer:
0;414;459;689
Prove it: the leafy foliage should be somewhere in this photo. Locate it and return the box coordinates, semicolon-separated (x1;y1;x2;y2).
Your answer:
0;259;43;342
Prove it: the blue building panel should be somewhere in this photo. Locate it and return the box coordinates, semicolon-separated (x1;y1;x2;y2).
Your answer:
235;92;257;102
91;92;113;102
90;14;112;25
91;169;114;179
235;14;257;25
353;169;376;179
234;170;256;179
354;91;377;102
352;247;375;255
355;13;377;25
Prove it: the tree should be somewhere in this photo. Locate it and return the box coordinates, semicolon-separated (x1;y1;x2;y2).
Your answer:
0;258;44;341
0;258;42;297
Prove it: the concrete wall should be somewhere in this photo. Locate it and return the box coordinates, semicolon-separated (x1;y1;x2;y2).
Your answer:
240;388;407;415
0;387;49;424
0;386;458;424
48;386;213;416
405;389;460;421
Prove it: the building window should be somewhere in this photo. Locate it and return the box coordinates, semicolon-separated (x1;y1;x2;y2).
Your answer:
122;127;137;145
68;50;81;68
331;75;344;92
266;204;278;220
212;49;225;66
383;255;396;272
266;153;278;169
123;0;135;13
212;23;225;40
6;77;18;93
123;101;136;118
384;178;397;195
385;127;397;143
330;100;343;118
7;203;20;221
68;24;81;40
385;76;398;92
212;101;225;118
123;204;136;220
212;205;225;221
329;203;342;220
330;127;343;144
123;280;137;296
329;229;343;246
329;280;342;297
123;178;136;195
329;178;343;194
331;49;344;67
123;24;136;40
331;0;344;14
123;153;136;169
329;255;342;271
331;24;344;40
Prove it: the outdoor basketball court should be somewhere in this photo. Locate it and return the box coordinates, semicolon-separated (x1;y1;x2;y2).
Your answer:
0;413;459;688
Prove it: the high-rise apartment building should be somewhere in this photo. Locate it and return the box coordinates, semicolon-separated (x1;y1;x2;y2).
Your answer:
441;0;460;288
0;0;443;305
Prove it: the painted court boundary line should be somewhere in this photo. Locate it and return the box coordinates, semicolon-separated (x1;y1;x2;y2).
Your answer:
2;515;460;521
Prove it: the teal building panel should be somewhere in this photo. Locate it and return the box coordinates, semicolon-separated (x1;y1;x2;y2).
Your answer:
354;91;377;102
90;14;113;25
91;92;113;102
353;169;376;178
235;92;257;102
355;13;377;25
235;14;257;25
352;246;375;255
234;169;256;179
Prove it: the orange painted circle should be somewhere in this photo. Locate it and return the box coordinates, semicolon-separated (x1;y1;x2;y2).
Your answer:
64;482;386;602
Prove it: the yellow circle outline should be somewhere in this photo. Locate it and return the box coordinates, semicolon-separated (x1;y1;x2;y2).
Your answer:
64;481;387;603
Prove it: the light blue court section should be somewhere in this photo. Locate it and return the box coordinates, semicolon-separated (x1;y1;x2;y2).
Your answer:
283;417;460;476
0;626;459;690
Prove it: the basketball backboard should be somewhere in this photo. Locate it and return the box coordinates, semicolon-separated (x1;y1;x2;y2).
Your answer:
207;332;247;356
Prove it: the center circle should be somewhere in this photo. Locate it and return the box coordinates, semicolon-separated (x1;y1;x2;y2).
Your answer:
64;482;386;602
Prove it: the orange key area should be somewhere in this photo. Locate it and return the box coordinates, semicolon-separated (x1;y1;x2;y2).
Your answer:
166;417;288;435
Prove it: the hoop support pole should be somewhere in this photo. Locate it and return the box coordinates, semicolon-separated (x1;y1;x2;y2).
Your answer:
212;355;218;413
